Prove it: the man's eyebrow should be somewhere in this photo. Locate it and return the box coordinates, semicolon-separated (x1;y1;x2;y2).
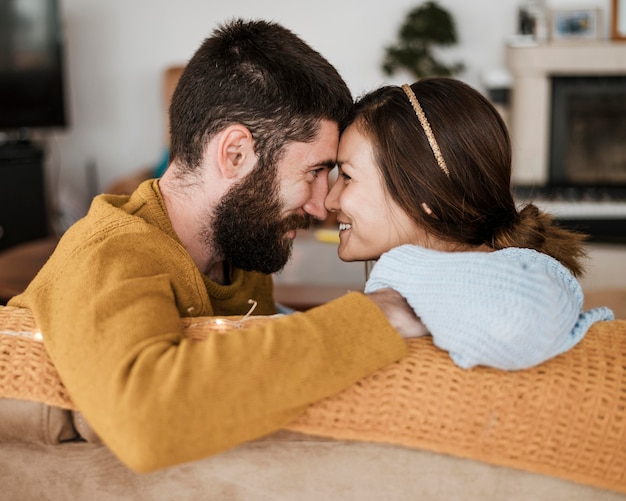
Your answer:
311;160;336;170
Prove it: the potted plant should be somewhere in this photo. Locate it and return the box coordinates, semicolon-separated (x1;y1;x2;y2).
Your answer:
382;1;465;79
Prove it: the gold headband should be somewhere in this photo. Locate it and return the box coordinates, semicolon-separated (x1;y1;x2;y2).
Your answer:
401;84;450;177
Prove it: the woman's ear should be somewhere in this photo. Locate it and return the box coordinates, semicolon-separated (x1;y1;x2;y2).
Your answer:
217;124;255;179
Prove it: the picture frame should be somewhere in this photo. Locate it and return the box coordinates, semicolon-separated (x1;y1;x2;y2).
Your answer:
613;0;626;40
550;8;601;41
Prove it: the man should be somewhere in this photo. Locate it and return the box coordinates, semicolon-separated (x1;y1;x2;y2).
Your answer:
9;19;421;472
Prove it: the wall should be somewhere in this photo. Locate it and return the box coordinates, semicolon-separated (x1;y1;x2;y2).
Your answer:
42;0;611;224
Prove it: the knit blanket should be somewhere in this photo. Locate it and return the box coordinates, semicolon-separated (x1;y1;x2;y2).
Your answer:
1;305;625;494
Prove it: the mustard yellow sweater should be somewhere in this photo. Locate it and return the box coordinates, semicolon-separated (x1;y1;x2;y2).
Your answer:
9;179;407;472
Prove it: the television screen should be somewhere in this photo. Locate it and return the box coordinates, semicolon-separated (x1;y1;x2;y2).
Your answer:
0;0;68;130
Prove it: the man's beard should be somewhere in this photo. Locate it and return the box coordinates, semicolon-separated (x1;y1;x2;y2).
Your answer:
209;160;312;274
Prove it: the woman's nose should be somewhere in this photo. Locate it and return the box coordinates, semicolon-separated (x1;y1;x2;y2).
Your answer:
325;180;341;212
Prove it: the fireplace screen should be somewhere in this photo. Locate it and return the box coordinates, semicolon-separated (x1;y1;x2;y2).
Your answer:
550;76;626;186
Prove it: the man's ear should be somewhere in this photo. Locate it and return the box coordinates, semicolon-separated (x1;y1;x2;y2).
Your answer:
217;124;255;179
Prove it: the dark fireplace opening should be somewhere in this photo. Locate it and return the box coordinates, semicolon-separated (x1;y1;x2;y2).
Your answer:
513;75;626;243
549;75;626;189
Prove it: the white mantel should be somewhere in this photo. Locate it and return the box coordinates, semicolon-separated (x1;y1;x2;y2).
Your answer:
506;42;626;185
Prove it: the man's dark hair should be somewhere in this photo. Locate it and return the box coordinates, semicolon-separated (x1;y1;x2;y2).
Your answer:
169;18;353;173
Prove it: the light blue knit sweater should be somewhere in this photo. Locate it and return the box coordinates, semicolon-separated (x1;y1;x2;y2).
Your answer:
364;245;614;370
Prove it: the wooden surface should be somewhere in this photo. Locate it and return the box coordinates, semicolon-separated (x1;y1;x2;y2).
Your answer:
274;284;362;311
276;285;626;317
0;237;58;304
585;289;626;320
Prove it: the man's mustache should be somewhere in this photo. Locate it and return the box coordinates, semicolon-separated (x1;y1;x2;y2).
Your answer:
281;213;312;232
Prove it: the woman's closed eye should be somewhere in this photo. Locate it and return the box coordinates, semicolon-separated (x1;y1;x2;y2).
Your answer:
338;168;351;183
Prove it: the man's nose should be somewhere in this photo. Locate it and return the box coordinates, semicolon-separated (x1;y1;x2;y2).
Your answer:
304;176;329;221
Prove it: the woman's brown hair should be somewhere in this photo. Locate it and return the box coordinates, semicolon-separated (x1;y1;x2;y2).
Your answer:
353;77;587;277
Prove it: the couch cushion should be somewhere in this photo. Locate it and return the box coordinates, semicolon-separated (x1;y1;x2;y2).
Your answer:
0;398;76;444
1;433;625;501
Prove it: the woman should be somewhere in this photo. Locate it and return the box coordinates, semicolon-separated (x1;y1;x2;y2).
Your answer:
325;78;613;370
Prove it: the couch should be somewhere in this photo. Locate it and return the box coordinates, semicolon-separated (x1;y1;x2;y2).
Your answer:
1;305;626;500
2;429;625;500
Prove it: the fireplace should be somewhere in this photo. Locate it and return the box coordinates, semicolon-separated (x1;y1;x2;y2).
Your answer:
506;42;626;185
550;75;626;186
506;42;626;242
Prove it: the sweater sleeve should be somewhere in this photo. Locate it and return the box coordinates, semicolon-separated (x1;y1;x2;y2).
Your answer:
364;245;614;370
11;234;406;473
